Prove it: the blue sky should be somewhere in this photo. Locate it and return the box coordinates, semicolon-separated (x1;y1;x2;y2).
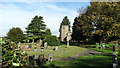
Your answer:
0;2;90;37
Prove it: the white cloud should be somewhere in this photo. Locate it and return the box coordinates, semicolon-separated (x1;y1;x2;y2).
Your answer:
0;2;79;37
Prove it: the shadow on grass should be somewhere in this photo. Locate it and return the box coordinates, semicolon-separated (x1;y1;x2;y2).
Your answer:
46;56;114;68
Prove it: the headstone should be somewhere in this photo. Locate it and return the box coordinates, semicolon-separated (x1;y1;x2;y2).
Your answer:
28;55;35;65
25;45;29;48
101;43;105;49
96;43;99;49
18;42;21;46
55;46;58;50
39;39;42;46
29;44;32;48
38;55;44;61
44;42;47;49
48;53;52;61
41;49;43;52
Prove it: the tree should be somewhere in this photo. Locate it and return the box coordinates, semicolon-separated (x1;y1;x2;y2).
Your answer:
45;28;52;35
72;2;120;44
61;16;70;25
87;2;120;42
41;28;52;40
26;15;47;42
72;13;93;43
61;16;71;30
7;27;25;43
43;35;60;50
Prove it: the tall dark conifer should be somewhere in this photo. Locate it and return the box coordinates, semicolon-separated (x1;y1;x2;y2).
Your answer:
26;15;46;41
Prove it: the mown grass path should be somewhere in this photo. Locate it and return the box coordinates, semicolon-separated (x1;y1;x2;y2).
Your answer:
55;48;102;60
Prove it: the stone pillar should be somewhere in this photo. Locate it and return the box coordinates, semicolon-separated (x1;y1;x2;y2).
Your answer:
67;41;69;48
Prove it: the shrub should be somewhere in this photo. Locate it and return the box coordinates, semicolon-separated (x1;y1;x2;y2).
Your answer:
2;40;28;67
43;35;60;46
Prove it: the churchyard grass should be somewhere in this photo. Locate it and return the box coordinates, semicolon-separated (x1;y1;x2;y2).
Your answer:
25;45;87;58
45;55;113;68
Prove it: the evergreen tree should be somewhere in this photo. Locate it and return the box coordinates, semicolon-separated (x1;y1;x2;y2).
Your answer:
41;28;52;40
26;15;46;41
61;16;71;31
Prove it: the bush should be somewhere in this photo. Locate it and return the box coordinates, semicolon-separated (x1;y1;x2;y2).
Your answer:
43;35;60;46
2;40;28;67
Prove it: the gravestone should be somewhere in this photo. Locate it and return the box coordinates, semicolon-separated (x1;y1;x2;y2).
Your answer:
18;42;21;46
29;44;32;48
28;55;35;65
41;49;43;52
39;39;42;46
44;42;47;49
55;46;58;50
25;45;29;48
48;53;52;61
96;42;99;49
38;55;44;65
101;43;105;49
34;47;37;51
38;55;44;61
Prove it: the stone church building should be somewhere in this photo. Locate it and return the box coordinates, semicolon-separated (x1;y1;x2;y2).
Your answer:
59;25;72;42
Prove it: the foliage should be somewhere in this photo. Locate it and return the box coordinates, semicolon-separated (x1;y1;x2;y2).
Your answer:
26;15;47;41
43;35;60;46
72;16;93;42
72;2;120;43
2;40;27;67
7;27;25;43
61;16;71;31
41;28;52;40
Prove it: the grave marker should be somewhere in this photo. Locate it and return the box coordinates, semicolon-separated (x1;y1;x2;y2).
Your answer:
48;53;52;61
44;42;47;49
28;55;35;65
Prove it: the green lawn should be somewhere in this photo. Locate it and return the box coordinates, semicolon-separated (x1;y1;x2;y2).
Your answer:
45;55;113;68
25;45;87;58
23;44;120;68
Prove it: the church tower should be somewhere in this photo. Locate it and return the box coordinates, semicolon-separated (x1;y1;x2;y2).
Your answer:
59;25;69;42
59;16;71;42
